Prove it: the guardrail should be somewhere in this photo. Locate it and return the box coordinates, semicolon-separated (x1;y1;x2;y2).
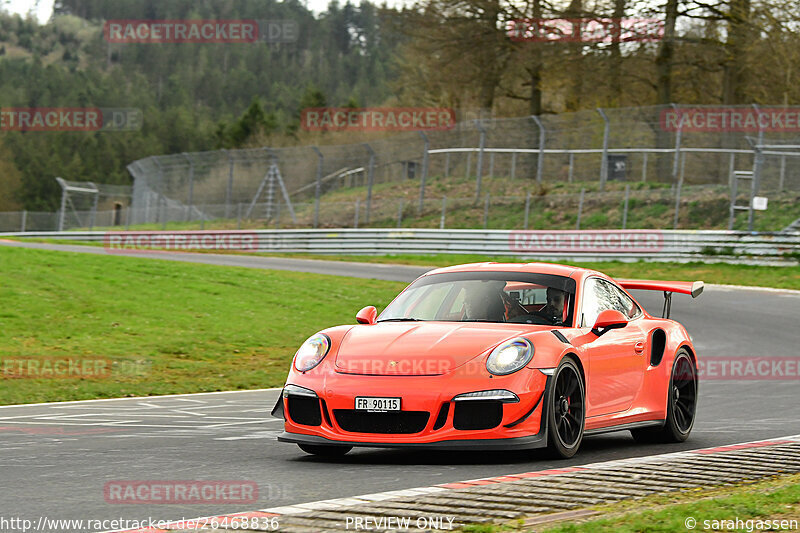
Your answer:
2;229;799;264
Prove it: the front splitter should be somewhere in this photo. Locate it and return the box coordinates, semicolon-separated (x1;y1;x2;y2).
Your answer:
277;430;548;451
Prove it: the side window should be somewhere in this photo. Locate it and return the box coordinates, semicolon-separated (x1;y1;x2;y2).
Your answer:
607;282;641;319
581;278;641;327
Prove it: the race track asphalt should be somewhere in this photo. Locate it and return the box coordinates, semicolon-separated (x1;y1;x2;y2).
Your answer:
0;240;798;530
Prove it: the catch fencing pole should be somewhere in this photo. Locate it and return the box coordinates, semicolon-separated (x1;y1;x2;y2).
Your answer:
419;131;429;213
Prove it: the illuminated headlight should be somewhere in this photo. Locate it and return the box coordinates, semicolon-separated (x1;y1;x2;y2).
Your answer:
486;338;533;376
293;333;331;372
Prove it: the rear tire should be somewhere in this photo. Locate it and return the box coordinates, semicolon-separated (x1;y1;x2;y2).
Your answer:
545;358;585;459
632;349;697;444
298;443;353;457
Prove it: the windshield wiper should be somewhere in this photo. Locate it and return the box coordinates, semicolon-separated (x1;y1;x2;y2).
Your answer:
377;318;424;322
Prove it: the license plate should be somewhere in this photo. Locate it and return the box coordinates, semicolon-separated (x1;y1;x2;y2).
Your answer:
355;396;400;412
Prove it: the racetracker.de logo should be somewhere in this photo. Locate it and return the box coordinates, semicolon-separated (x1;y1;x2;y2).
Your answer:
660;107;800;132
104;19;298;44
508;18;664;43
104;481;258;504
697;357;800;380
0;108;142;132
509;230;663;253
104;231;258;253
0;358;151;379
301;107;456;132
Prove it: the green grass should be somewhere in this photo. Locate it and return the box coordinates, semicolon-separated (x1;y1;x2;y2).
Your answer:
460;473;800;532
6;240;800;290
0;246;405;405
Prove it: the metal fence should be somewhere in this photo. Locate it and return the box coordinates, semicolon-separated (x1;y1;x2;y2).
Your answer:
124;104;800;229
2;182;798;233
4;104;800;233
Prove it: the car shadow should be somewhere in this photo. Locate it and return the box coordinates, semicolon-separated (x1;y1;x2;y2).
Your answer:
287;432;691;466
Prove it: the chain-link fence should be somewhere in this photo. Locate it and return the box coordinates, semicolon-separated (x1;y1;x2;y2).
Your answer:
3;104;800;233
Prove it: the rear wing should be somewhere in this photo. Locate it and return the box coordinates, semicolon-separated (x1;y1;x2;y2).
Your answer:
616;279;704;318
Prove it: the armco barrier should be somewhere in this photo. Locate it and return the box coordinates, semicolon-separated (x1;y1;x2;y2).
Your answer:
2;229;799;263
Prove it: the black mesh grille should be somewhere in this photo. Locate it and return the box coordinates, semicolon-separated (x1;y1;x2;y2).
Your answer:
453;400;503;430
433;403;450;430
333;410;430;434
287;396;322;426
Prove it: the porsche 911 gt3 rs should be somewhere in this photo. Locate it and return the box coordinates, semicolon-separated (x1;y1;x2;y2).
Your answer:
273;262;702;458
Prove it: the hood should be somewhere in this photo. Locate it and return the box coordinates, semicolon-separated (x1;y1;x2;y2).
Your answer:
334;322;540;375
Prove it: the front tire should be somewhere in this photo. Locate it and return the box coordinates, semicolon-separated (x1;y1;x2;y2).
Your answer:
298;443;353;457
632;349;697;443
545;358;585;459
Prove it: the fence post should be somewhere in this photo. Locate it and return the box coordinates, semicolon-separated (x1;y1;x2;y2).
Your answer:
440;196;447;229
511;152;517;180
475;120;486;201
749;104;766;233
532;115;545;184
489;152;495;178
568;152;574;183
125;206;130;230
56;176;67;231
364;144;375;224
445;152;450;177
418;131;429;214
483;193;490;229
311;146;323;228
597;108;610;190
671;103;683;184
779;155;786;191
354;198;360;228
224;150;234;219
88;181;99;230
182;152;194;222
397;200;404;228
622;184;630;229
673;160;684;229
576;188;585;230
523;191;531;230
642;152;648;182
20;210;27;232
728;152;736;192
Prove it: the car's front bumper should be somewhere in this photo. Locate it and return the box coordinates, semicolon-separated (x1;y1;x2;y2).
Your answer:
273;366;552;450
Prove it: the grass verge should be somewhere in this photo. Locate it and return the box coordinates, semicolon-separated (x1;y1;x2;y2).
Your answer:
461;473;800;532
5;239;800;290
0;246;405;405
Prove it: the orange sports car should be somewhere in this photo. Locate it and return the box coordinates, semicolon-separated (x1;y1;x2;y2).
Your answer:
273;262;703;458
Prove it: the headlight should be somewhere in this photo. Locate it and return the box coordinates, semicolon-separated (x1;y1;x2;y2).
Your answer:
293;333;331;372
486;338;533;376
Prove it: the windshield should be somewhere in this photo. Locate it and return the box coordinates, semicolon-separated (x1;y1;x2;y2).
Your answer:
379;272;576;326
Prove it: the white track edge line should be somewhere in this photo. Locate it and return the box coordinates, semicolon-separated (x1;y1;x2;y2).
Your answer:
0;388;282;409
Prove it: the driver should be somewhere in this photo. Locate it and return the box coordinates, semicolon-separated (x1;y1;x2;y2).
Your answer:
463;280;507;322
534;287;567;326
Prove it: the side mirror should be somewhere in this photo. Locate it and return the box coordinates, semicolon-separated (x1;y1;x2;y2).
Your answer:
592;309;628;336
356;305;378;325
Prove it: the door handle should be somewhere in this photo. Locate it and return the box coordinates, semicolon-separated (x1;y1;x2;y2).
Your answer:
634;342;645;354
